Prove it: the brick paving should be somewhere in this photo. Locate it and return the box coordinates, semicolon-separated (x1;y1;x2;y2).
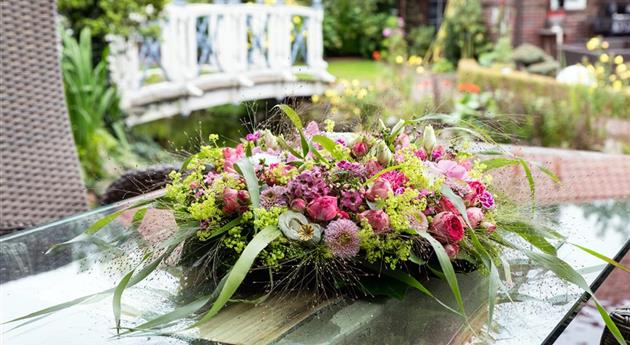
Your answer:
491;145;630;204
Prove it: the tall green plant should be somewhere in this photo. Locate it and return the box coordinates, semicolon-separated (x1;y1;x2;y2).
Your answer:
61;28;136;188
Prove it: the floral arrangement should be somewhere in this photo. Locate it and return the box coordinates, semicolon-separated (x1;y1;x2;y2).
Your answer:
6;106;628;344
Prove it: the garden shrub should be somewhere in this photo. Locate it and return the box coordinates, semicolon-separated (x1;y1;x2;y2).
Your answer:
457;59;630;149
407;26;435;57
322;0;394;58
441;0;490;64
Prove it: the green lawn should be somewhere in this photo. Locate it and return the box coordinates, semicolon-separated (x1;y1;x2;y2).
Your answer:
326;58;386;82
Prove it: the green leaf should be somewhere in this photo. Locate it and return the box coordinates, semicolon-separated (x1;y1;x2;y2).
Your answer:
277;136;303;159
409;252;427;265
86;209;127;235
499;221;558;255
113;269;135;333
234;158;260;209
360;276;408;300
468;230;500;330
569;242;630;273
191;226;281;327
311;135;343;160
480;157;520;171
440;185;471;228
275;104;303;129
518;159;536;201
505;242;627;345
418;232;466;315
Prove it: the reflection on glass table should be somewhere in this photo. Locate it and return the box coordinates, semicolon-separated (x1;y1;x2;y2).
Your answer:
0;198;628;345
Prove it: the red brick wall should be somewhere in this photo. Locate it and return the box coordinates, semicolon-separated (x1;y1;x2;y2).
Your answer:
480;0;601;46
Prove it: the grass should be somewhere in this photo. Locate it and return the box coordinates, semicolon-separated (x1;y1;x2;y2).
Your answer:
326;57;386;82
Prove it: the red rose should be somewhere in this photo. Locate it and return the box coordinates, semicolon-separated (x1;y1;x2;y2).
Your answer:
307;196;339;222
431;211;464;242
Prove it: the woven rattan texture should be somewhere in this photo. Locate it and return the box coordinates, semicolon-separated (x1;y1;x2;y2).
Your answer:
0;0;88;233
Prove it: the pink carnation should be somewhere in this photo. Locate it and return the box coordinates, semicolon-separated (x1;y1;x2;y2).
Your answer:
380;171;408;191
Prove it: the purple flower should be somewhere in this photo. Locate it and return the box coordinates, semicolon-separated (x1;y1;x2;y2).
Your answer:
324;219;360;259
287;168;330;202
260;185;288;210
382;28;392;37
336;160;366;178
335;138;346;146
479;191;495;209
245;131;262;142
432;145;445;161
340;190;363;212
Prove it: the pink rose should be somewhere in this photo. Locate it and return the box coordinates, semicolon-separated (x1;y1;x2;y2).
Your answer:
431;211;465;243
307;196;339;222
291;198;306;212
359;210;390;234
466;207;484;228
352;141;368;157
223;144;245;173
481;221;496;234
223;188;249;214
444;243;460;258
365;179;393;201
365;160;383;177
436;160;467;179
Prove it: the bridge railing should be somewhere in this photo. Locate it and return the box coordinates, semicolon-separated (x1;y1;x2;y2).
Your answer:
108;2;333;123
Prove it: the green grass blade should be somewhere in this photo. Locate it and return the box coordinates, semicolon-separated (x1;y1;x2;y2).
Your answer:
191;226;281;327
569;243;630;273
235;158;260;209
468;230;500;330
440;185;471;228
534;164;561;184
418;232;466;315
113;270;135;333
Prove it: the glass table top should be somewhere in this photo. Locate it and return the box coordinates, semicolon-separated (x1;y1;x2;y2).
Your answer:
1;198;628;345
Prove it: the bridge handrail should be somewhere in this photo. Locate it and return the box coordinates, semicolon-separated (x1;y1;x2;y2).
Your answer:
108;2;332;113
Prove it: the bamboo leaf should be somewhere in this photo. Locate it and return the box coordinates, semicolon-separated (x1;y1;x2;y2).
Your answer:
235;158;260;209
191;226;281;327
418;232;466;315
440;185;471;228
569;243;630;273
113;270;135;333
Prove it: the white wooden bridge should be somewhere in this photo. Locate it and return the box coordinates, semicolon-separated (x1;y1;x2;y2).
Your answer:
108;1;334;126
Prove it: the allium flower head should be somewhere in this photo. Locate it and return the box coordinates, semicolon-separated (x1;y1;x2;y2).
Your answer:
260;185;288;210
324;219;360;259
288;168;330;202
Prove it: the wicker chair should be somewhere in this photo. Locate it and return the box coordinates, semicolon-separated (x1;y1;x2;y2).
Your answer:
601;306;630;344
0;0;88;234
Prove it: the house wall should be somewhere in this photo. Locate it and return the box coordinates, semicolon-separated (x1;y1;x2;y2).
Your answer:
480;0;602;47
